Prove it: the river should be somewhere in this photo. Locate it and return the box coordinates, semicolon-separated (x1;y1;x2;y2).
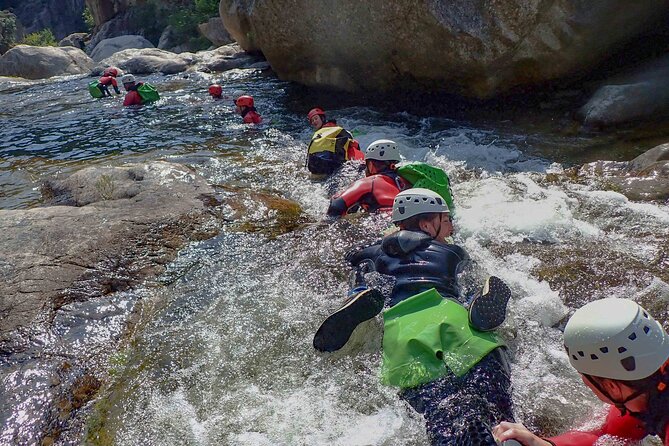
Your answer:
1;68;667;445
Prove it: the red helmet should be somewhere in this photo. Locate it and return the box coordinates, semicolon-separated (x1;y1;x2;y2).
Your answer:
208;84;222;97
235;95;254;108
104;67;119;77
308;108;325;121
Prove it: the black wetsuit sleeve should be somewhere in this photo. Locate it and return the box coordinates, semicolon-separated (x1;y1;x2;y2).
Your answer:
345;241;383;267
327;197;348;217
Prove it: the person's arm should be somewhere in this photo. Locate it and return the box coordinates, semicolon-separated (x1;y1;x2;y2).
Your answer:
111;78;120;94
347;139;364;160
327;177;373;217
494;407;647;446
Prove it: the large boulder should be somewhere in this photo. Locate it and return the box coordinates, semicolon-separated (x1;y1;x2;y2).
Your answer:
90;34;154;62
59;32;89;50
0;45;94;79
92;44;263;75
0;162;219;342
580;54;669;127
219;0;668;97
93;47;189;75
198;17;233;47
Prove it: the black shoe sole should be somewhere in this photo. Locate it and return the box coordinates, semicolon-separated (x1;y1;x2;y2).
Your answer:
469;276;511;332
313;289;384;352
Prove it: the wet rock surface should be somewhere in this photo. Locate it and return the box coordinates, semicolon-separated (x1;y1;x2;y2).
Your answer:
219;0;668;97
0;161;220;346
573;143;669;201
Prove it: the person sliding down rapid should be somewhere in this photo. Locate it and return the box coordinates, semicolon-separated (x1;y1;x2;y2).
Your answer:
327;139;410;217
98;67;121;97
306;107;364;175
314;188;516;445
235;95;262;124
494;298;669;446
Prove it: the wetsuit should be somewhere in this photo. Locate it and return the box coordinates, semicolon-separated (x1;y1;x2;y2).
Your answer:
546;404;669;445
123;83;144;107
327;171;410;217
98;76;120;97
241;107;262;124
307;121;363;175
348;230;515;445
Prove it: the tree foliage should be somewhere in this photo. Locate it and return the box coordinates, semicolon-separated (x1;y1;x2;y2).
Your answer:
0;10;17;54
22;29;57;47
83;6;95;32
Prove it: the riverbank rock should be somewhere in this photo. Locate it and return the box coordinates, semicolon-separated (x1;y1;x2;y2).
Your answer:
59;32;89;50
198;17;233;47
572;143;669;201
92;43;263;75
90;35;155;62
219;0;668;97
0;162;220;345
0;45;94;79
93;47;189;74
580;54;669;128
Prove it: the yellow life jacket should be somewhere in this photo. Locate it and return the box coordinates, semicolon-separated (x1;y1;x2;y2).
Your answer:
307;126;353;161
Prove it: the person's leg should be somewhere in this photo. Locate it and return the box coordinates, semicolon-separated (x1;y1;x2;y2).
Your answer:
468;276;512;331
400;349;514;445
312;287;384;352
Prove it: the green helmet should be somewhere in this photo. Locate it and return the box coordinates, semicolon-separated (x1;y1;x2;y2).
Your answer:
564;298;669;380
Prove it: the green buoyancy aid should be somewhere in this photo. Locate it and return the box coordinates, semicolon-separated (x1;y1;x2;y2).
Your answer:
137;83;160;103
381;288;504;389
397;162;455;214
307;126;352;160
88;80;104;98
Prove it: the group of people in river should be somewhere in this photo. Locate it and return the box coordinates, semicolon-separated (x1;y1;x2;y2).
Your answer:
302;110;668;444
88;67;669;445
89;68;262;123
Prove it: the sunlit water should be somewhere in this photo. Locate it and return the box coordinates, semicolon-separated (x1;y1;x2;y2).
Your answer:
1;69;667;445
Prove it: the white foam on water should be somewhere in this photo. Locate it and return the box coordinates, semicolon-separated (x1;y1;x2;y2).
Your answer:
456;173;600;244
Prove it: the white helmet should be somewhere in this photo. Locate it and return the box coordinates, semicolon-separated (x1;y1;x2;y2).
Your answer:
365;139;401;162
564;298;669;380
391;188;450;223
120;74;136;84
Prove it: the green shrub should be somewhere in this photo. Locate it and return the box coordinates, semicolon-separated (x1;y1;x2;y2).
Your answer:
21;29;57;47
127;0;220;50
83;6;95;32
194;0;219;16
167;0;221;51
0;10;17;53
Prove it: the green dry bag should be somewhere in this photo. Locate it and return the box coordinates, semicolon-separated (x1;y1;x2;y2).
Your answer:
397;162;455;214
381;288;504;389
137;83;160;103
88;80;104;99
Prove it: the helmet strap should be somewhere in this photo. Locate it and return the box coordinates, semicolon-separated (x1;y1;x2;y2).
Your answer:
584;375;649;417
